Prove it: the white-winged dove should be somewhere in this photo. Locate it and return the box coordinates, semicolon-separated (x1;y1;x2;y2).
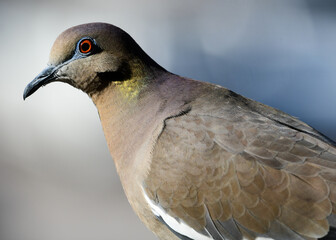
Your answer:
24;23;336;240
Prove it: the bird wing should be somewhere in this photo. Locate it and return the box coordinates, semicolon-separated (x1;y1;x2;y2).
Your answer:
143;94;336;240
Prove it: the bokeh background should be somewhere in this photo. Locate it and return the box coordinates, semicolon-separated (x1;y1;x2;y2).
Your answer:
1;0;336;239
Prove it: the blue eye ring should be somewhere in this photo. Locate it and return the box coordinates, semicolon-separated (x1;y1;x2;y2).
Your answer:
73;37;101;59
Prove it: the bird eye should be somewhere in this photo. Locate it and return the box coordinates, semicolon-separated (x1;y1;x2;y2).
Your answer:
79;39;93;54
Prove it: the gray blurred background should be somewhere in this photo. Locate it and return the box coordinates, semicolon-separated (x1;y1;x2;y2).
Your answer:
1;0;336;239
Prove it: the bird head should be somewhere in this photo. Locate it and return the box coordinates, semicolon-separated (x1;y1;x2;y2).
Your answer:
23;23;162;100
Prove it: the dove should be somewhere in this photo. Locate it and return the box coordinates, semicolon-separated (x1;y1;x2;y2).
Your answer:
24;23;336;240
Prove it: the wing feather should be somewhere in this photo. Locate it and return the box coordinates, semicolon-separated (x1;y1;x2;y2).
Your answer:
143;100;336;240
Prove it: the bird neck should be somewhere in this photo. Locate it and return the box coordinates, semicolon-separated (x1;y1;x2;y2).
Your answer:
91;72;198;186
109;60;156;101
90;71;167;182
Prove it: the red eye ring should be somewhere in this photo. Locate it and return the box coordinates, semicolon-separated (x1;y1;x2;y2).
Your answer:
79;39;92;53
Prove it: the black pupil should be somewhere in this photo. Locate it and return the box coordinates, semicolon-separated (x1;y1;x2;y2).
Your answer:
81;42;90;52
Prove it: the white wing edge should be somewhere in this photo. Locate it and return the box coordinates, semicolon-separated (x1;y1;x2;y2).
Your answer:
142;187;214;240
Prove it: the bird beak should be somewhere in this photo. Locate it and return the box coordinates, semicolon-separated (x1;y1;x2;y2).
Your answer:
23;65;58;100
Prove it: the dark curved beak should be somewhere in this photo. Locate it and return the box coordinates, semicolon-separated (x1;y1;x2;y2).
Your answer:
23;65;58;100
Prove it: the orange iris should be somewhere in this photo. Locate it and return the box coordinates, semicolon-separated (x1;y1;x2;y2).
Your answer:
79;39;92;53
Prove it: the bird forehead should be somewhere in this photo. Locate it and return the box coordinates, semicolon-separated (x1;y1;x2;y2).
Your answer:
49;31;79;65
48;23;122;65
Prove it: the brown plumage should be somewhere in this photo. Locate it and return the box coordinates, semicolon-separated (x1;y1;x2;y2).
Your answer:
23;23;336;240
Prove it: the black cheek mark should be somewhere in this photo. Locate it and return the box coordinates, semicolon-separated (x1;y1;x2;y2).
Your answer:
95;62;132;92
